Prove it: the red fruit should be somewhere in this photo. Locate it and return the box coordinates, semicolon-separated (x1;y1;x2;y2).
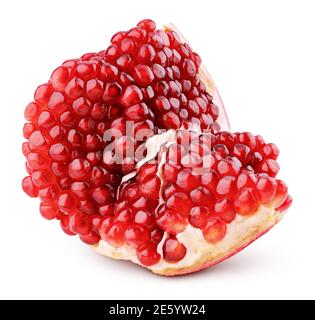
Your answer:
121;85;143;107
259;159;280;177
234;188;258;216
125;224;150;247
68;158;91;181
22;18;291;276
273;180;288;208
189;206;209;228
217;159;240;176
214;199;236;223
60;214;76;236
256;176;277;204
134;210;154;228
216;176;236;197
22;176;38;197
69;211;92;235
137;242;161;266
57;191;78;213
80;232;101;245
176;169;200;190
166;192;192;216
163;237;187;263
190;186;212;205
231;143;251;165
156;207;187;233
137;19;156;32
102;222;126;247
40;202;59;220
150;228;164;243
139;176;161;199
133;65;154;86
203;216;226;244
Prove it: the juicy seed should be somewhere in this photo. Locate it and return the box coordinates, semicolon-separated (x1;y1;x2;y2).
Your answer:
102;222;126;247
273;180;289;208
256;176;277;204
137;242;161;266
163;237;187;263
202;216;227;244
125;224;150;247
22;176;38;197
189;206;210;228
234;188;258;215
214;199;236;223
156;208;187;233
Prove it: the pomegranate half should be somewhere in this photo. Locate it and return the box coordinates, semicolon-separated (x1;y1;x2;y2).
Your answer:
22;19;291;276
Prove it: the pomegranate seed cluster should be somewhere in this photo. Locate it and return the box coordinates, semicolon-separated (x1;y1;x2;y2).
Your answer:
98;130;289;265
22;19;291;269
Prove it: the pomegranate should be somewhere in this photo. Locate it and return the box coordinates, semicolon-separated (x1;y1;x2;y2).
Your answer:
22;19;291;276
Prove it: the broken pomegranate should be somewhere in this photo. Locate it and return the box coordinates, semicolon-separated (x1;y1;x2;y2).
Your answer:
22;19;291;276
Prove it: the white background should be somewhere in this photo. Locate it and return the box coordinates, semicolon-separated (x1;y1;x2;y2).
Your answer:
0;0;314;300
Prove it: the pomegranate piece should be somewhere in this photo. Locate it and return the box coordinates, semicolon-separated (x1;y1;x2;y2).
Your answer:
22;18;291;276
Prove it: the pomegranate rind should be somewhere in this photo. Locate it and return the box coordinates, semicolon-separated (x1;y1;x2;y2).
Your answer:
165;24;230;131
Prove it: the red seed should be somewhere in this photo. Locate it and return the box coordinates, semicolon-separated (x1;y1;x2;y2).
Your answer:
49;143;70;162
163;237;187;263
256;176;277;204
176;168;200;190
48;92;67;114
80;232;101;245
37;111;56;129
133;64;154;86
102;222;126;247
217;159;240;176
234;188;258;215
57;191;77;213
134;210;154;228
40;202;59;220
137;44;156;64
156;208;187;233
166;192;192;216
68;158;91;181
150;228;164;243
231;143;251;165
189;206;210;228
203;216;227;244
38;185;60;202
137;242;161;266
139;176;161;199
69;211;91;235
22;176;38;197
125;224;150;247
32;170;54;188
190;187;212;207
121;85;143;107
214;199;236;223
137;19;156;32
216;176;236;197
50;66;70;90
273;180;288;208
259;159;280;177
